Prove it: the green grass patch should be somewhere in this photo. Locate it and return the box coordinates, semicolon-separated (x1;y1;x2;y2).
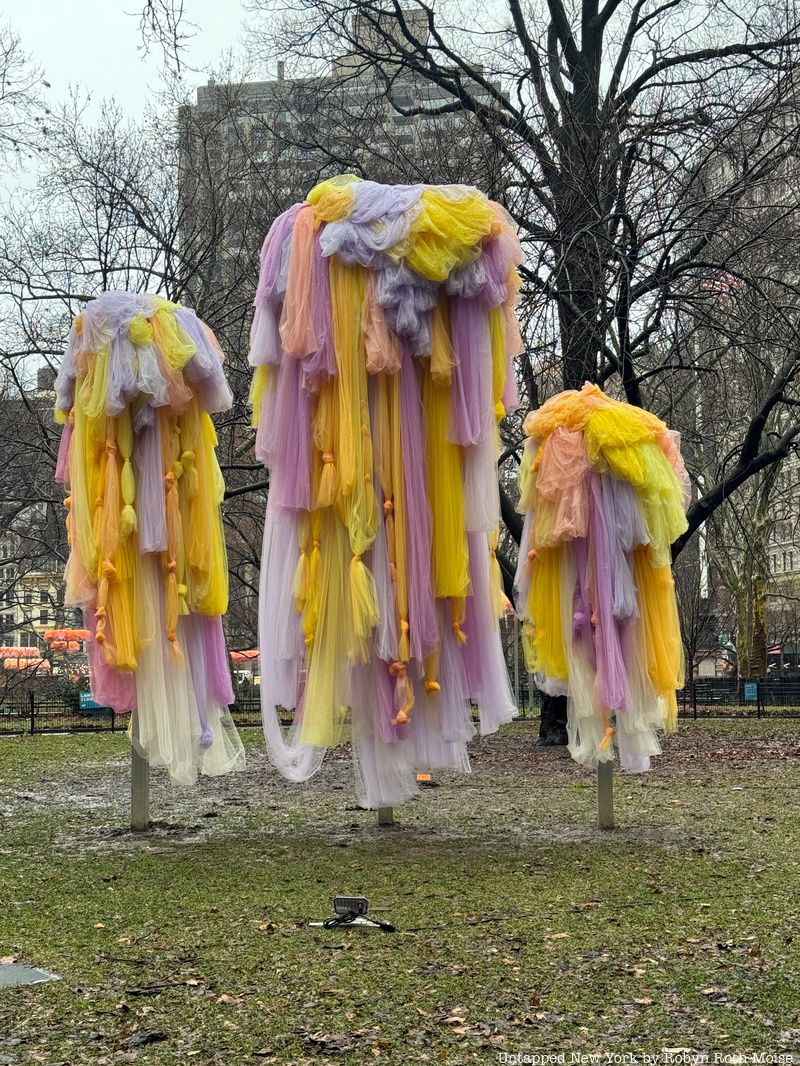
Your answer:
1;721;799;1062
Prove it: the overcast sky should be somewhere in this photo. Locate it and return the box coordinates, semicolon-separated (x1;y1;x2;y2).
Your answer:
4;0;251;115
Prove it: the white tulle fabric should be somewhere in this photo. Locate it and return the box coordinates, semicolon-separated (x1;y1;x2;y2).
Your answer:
257;504;483;808
132;557;245;786
558;546;663;772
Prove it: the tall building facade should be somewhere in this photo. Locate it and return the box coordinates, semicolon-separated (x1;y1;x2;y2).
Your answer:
176;10;506;654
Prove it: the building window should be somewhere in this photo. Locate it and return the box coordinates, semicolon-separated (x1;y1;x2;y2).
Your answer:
784;552;788;571
39;590;47;605
39;610;49;625
790;552;795;572
24;591;32;605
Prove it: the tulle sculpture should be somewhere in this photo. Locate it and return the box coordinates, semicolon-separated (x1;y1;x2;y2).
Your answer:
514;383;689;772
250;175;522;808
54;291;245;785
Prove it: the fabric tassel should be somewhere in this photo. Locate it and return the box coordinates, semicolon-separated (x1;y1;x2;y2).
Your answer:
292;548;310;615
304;536;321;646
181;451;198;498
349;553;379;663
117;410;137;539
488;530;505;622
318;452;339;508
389;660;414;725
424;648;441;693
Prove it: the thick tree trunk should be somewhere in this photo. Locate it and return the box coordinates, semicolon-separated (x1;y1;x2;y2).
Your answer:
557;250;601;390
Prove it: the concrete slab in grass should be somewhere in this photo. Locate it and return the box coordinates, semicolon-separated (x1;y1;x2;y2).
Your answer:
0;964;60;989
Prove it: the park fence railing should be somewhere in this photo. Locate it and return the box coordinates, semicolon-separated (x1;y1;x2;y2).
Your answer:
0;694;266;737
677;677;800;718
1;674;799;738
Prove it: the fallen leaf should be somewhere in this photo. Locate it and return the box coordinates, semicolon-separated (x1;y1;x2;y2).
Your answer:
122;1029;166;1049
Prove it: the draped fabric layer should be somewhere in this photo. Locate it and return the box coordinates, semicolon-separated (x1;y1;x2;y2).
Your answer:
252;175;522;807
514;383;688;772
54;291;245;786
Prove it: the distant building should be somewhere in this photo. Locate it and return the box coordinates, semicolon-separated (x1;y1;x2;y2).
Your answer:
0;528;70;650
177;8;504;271
175;9;505;654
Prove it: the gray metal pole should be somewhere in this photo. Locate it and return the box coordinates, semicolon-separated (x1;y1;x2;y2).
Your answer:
597;759;614;830
130;712;150;832
377;806;394;827
513;615;520;708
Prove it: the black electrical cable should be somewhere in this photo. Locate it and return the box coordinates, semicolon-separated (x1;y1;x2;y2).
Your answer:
322;909;396;933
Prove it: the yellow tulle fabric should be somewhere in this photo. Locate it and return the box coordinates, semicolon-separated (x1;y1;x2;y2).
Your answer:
524;545;567;681
328;258;378;664
253;177;524;765
518;382;689;769
633;547;685;732
57;296;231;675
307;174;359;222
403;188;495;281
420;354;470;602
489;306;507;421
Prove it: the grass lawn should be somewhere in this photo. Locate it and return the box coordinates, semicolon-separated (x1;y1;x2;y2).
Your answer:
1;720;800;1064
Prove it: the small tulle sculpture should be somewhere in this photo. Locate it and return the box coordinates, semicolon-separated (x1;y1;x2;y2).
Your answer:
514;383;689;771
250;175;522;807
54;291;245;785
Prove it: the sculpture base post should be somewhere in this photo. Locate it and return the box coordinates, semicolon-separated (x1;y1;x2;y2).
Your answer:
130;713;150;832
597;759;614;830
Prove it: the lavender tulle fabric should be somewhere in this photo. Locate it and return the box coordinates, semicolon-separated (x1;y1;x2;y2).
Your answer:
398;346;438;659
54;291;244;786
253;179;524;808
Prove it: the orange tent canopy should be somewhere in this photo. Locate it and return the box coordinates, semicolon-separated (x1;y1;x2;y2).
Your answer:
230;649;260;662
43;629;90;643
3;657;51;673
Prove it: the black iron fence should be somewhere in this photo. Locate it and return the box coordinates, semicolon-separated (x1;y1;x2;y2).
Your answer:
1;679;799;737
0;694;266;737
677;677;800;718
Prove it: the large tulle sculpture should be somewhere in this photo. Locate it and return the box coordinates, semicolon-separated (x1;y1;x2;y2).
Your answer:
54;291;245;785
250;175;522;808
514;383;689;772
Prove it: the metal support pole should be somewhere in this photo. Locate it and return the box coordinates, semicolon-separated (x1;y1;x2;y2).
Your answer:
597;759;614;830
130;712;150;832
513;615;520;710
377;806;394;827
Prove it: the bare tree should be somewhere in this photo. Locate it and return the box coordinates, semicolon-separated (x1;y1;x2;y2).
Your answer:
0;91;275;656
0;64;494;666
0;22;45;167
237;1;800;540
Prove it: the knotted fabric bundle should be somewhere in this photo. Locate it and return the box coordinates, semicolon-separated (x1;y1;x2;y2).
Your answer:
514;383;689;772
251;175;522;808
54;291;245;785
